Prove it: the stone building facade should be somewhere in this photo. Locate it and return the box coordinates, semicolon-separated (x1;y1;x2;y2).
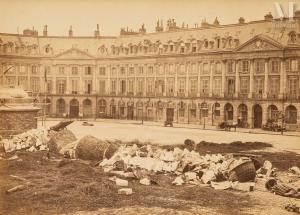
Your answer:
0;13;300;130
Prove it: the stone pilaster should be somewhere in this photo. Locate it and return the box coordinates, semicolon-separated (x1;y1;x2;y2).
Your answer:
248;60;254;99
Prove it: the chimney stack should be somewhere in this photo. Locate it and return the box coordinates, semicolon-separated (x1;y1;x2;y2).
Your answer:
239;17;245;24
69;25;73;37
94;24;100;37
264;12;273;21
43;25;48;36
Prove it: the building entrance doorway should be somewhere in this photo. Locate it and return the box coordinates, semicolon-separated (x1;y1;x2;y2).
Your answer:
253;104;262;128
69;99;79;118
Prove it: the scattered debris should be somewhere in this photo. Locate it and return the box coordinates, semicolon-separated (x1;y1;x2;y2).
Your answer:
3;129;49;153
82;121;94;126
6;185;26;194
289;166;300;175
118;188;133;195
139;178;151;186
9;175;27;182
115;178;129;187
172;176;184;185
99;142;260;191
285;203;300;213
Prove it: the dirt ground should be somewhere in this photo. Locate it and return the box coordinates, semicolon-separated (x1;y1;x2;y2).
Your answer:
0;142;300;215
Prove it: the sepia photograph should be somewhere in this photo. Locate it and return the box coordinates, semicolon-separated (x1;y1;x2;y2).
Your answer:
0;0;300;214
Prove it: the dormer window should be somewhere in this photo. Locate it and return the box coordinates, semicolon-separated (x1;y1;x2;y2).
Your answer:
170;45;173;52
216;38;220;48
85;66;92;75
204;40;208;49
289;31;297;43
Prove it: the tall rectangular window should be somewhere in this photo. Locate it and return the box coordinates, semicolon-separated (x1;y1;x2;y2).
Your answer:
6;76;16;85
46;80;52;93
139;66;144;75
99;67;106;76
271;61;279;73
31;65;37;74
227;61;234;74
120;80;126;94
240;61;249;73
30;77;40;92
240;77;249;94
57;79;66;94
20;65;27;74
201;79;209;93
71;79;79;94
167;78;174;93
291;60;298;72
213;78;221;95
215;62;222;75
269;77;279;95
58;66;64;75
137;79;143;93
111;80;116;93
85;66;92;75
72;67;78;75
120;67;125;75
146;78;154;93
178;78;185;93
202;63;209;75
190;79;197;93
85;80;92;94
288;78;298;95
254;60;265;74
128;79;134;93
128;67;134;76
18;77;28;90
147;66;152;75
99;80;106;95
255;78;264;94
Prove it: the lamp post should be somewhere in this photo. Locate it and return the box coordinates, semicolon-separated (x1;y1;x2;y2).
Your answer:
281;93;286;135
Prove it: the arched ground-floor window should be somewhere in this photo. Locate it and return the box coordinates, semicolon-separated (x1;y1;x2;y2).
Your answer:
285;105;297;124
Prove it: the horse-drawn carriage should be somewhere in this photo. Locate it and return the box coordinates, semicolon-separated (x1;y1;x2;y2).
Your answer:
218;121;238;131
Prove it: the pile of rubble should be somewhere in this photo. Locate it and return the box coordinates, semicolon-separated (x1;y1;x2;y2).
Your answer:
99;142;265;194
2;129;49;153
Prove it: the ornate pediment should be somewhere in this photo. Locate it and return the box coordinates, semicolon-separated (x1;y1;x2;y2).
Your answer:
235;35;284;52
54;47;95;59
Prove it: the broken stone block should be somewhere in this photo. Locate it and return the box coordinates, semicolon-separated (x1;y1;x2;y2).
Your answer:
172;176;184;186
184;172;197;181
290;166;300;175
28;146;37;152
140;178;151;186
201;170;216;184
118;188;133;195
115;178;128;187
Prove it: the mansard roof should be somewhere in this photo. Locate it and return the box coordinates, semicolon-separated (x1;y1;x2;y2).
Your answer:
0;18;298;57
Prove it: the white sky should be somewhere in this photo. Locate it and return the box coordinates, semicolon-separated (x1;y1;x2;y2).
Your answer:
0;0;296;36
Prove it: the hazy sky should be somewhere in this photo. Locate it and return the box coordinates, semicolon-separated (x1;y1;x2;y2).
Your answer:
0;0;296;36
